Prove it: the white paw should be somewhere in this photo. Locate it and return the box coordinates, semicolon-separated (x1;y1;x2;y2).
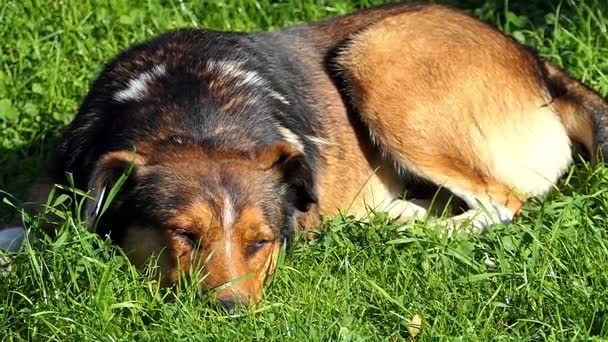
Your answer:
445;208;512;236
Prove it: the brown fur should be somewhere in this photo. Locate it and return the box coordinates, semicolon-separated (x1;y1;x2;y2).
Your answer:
332;5;577;222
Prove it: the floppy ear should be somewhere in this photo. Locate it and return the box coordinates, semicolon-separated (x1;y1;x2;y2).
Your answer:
84;150;146;229
255;142;318;212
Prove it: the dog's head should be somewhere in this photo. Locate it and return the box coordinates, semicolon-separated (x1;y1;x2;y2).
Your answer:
86;137;316;309
61;29;323;310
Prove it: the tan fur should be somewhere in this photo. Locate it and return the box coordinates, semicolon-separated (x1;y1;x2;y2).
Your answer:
121;200;279;303
288;34;409;224
330;5;579;224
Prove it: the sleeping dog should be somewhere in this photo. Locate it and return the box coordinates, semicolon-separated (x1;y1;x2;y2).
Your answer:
5;3;608;310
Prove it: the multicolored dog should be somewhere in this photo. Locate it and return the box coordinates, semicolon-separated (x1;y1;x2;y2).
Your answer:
7;3;608;310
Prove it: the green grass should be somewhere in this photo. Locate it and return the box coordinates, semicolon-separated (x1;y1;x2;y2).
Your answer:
2;0;608;340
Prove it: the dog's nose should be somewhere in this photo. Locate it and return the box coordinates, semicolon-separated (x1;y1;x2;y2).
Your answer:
219;296;247;314
219;297;236;314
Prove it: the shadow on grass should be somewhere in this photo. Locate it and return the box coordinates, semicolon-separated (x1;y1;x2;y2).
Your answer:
441;0;576;32
0;135;59;224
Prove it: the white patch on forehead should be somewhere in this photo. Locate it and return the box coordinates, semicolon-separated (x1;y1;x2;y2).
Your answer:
114;64;166;102
222;192;236;230
206;59;290;106
222;191;238;279
278;126;304;152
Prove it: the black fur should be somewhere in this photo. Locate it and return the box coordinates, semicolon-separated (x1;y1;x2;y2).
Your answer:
53;29;322;188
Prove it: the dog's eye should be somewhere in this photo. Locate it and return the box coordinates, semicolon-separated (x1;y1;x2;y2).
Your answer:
173;229;198;247
247;239;271;256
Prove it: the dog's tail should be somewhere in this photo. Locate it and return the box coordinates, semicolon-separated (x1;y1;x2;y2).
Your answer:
545;61;608;161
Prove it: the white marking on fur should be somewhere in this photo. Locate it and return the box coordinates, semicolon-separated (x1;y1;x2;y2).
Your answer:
269;90;290;105
114;64;166;102
207;59;291;106
489;106;572;197
85;183;107;230
305;135;334;147
240;70;266;87
93;186;107;218
208;60;244;79
222;193;236;230
278;126;304;152
222;192;237;279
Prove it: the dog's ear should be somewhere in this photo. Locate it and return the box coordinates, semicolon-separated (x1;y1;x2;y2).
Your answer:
255;142;318;212
84;150;146;228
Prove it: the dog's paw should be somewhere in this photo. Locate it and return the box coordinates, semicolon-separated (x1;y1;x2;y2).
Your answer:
421;209;511;237
445;209;511;236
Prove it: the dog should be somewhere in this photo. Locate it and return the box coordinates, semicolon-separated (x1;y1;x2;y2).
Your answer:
4;3;608;311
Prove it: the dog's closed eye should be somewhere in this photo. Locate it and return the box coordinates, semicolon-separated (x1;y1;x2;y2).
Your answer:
247;239;271;256
173;228;199;248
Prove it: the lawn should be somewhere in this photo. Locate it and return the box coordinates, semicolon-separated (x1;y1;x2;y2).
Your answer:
1;0;608;340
